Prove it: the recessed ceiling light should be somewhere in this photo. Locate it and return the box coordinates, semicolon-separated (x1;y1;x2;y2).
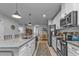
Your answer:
42;14;46;18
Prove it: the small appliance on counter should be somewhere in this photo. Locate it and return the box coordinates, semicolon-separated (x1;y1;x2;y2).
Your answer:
72;36;79;41
66;32;79;41
72;32;79;41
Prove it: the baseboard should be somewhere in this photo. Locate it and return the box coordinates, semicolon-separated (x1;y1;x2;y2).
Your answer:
33;41;39;56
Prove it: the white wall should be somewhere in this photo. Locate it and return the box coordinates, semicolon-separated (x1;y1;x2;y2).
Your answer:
52;12;61;29
0;14;20;40
48;11;61;29
48;19;52;25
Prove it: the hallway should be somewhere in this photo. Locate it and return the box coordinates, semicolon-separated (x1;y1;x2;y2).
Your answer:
36;41;51;56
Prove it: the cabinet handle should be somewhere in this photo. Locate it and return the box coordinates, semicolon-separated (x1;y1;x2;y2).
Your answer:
26;44;28;46
72;47;78;51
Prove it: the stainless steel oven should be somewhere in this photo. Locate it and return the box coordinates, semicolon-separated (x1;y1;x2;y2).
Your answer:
60;40;67;56
56;38;67;56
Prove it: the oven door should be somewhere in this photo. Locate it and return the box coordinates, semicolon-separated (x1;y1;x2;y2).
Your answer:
61;41;67;56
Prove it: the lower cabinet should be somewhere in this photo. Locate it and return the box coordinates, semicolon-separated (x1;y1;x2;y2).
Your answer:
19;39;35;56
0;38;35;56
68;43;79;56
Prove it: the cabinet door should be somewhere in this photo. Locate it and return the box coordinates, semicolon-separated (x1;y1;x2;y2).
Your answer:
19;44;27;56
68;43;79;56
26;42;32;56
19;39;35;56
0;20;4;40
25;43;31;56
24;39;35;56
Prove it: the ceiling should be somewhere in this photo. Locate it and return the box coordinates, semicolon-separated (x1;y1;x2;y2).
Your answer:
0;3;61;25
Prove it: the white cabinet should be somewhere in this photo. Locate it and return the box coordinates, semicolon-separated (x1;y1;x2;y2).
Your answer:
0;20;4;40
19;39;35;56
26;39;35;56
61;3;74;18
61;3;79;26
19;44;29;56
73;4;79;26
68;43;79;56
26;42;32;56
0;38;35;56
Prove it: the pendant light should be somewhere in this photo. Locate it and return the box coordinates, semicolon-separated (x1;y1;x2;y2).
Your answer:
12;3;22;19
28;13;32;26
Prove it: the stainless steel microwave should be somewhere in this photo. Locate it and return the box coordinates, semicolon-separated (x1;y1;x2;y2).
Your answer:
65;11;77;26
60;11;77;28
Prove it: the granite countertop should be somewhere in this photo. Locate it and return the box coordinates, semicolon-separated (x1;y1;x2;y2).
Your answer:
0;36;36;48
67;41;79;47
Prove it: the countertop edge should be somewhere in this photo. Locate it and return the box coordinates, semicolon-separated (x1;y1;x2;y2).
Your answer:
0;36;36;49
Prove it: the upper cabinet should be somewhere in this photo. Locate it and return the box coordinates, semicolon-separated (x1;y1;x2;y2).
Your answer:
61;3;79;26
61;3;74;18
73;4;79;25
48;19;52;25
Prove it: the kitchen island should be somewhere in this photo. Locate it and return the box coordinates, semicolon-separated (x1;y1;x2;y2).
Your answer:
0;36;36;56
